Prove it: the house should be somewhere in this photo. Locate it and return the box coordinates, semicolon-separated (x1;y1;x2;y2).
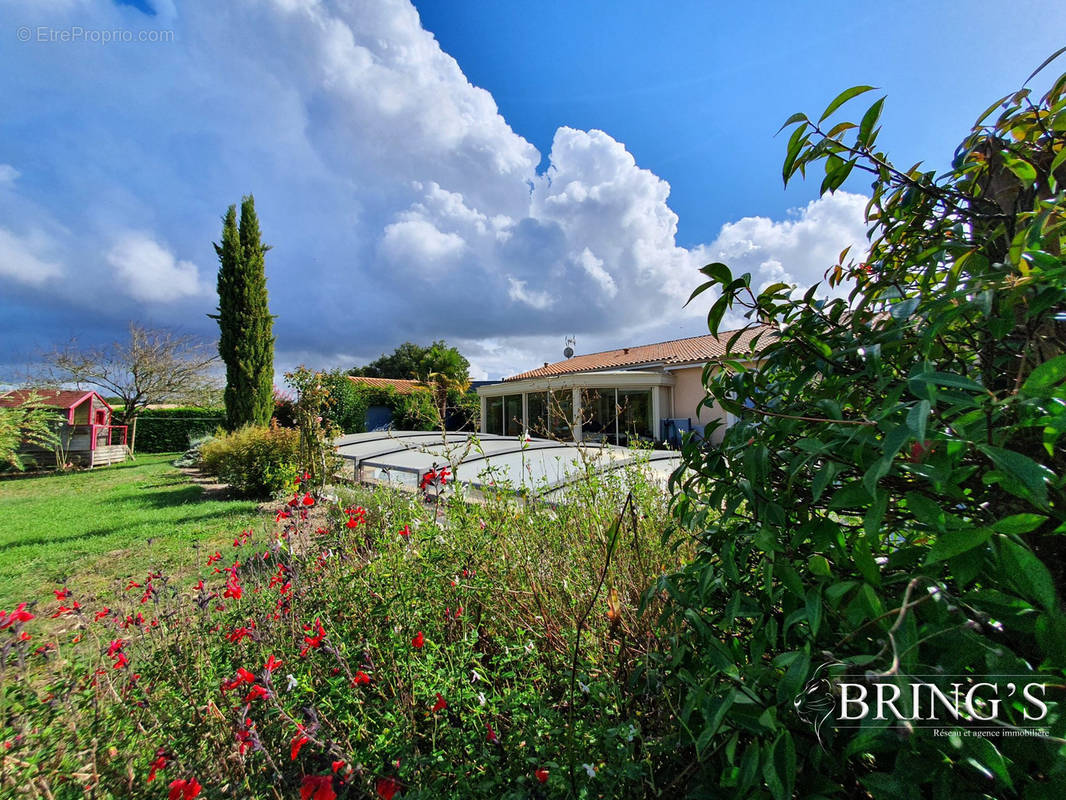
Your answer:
476;325;772;446
0;389;129;467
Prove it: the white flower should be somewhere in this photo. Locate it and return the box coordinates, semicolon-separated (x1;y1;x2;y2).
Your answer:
582;763;597;778
577;680;590;694
525;641;535;653
477;692;486;707
286;674;298;692
624;725;637;742
471;670;483;683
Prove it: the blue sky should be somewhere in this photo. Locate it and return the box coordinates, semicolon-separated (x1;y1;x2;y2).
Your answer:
1;1;1063;380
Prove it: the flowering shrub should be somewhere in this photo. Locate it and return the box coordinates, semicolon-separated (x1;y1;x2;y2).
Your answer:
1;460;688;798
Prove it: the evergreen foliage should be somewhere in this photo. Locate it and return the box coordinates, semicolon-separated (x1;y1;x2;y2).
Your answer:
212;196;275;430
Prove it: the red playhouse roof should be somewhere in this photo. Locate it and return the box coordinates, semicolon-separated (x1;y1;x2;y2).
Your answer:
0;389;110;410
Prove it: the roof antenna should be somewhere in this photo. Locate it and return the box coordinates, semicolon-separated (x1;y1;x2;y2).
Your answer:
563;336;575;359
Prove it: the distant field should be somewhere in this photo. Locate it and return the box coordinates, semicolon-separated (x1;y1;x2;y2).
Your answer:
0;454;260;610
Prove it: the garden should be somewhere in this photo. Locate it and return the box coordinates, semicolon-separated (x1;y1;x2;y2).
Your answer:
2;62;1066;800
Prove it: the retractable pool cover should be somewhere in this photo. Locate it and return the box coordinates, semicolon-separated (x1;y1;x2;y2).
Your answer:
334;430;680;499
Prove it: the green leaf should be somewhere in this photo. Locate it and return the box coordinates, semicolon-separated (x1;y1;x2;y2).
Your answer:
763;732;796;800
909;370;985;393
819;85;877;123
857;97;885;147
1001;153;1037;185
991;514;1047;535
808;555;832;577
805;588;823;638
775;111;809;136
999;538;1057;610
1022;354;1066;393
924;527;993;564
906;400;930;446
978;445;1052;506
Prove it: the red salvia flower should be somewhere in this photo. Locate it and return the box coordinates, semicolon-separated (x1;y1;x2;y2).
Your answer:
351;670;371;686
244;685;269;703
94;607;110;621
345;516;360;529
168;777;202;800
431;692;447;713
264;654;283;673
398;525;410;538
147;751;168;782
113;652;129;669
107;639;124;657
486;722;498;744
302;492;315;506
0;603;34;629
275;510;292;522
375;777;400;800
54;587;71;600
290;733;310;761
411;631;424;649
207;552;222;566
535;768;549;784
300;775;337;800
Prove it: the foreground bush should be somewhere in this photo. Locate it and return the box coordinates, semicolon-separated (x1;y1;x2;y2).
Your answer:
663;64;1066;797
1;462;687;799
199;424;300;498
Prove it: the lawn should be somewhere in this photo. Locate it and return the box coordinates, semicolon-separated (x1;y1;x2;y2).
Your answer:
0;453;261;610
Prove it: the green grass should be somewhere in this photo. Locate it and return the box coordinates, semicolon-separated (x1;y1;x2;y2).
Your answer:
0;454;260;610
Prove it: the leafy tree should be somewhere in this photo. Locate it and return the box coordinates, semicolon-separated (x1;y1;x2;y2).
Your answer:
39;322;218;452
0;391;60;471
661;60;1066;797
349;340;470;384
211;195;275;430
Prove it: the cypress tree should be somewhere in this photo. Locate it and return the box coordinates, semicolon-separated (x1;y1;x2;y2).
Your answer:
211;195;275;429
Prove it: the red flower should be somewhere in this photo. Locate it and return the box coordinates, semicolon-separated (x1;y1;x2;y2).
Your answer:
291;730;309;760
534;768;549;784
94;607;110;621
113;652;130;669
375;776;401;800
275;510;292;522
486;722;498;743
300;775;337;800
147;752;168;782
107;639;124;657
351;670;371;686
264;654;283;673
0;603;35;629
345;516;360;529
302;492;315;507
54;587;71;600
431;692;447;713
398;525;410;538
207;552;222;566
168;778;202;800
411;631;424;649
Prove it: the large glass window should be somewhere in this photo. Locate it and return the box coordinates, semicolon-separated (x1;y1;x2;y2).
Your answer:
617;389;652;444
549;390;574;440
504;395;523;437
582;389;618;443
526;392;549;437
486;396;503;435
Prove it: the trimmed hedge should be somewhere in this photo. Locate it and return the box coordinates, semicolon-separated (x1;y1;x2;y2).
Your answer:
133;408;225;453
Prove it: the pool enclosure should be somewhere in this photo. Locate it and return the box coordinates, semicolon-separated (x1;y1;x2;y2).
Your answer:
476;370;678;446
334;430;680;501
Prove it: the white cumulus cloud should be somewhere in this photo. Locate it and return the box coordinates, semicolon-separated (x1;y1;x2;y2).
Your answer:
107;234;206;303
0;228;64;287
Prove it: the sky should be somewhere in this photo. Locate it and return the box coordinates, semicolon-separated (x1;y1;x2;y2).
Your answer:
1;1;1063;381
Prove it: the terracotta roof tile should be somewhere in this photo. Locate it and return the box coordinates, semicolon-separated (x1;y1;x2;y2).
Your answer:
505;325;773;381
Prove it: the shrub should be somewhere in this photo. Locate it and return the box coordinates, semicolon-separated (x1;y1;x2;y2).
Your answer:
131;407;225;453
171;433;216;468
199;424;300;498
661;66;1066;797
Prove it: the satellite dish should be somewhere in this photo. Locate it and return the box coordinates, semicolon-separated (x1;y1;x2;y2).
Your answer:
563;346;574;358
563;335;576;359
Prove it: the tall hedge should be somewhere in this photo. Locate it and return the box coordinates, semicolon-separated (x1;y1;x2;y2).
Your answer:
132;408;225;453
